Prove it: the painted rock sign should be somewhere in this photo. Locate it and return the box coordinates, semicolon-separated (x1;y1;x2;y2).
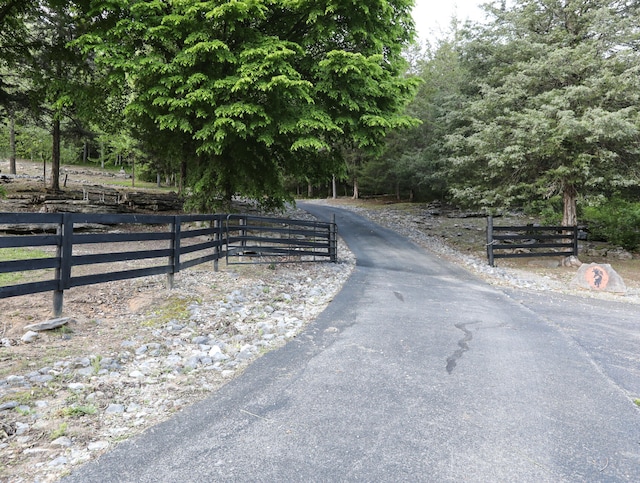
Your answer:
570;263;627;293
584;265;609;290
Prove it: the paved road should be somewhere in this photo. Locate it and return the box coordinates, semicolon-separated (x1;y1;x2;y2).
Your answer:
64;204;640;482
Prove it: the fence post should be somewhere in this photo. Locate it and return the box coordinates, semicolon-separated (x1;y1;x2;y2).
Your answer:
486;216;494;267
330;214;337;263
167;216;180;289
213;217;219;272
572;225;579;257
53;213;73;317
240;216;246;253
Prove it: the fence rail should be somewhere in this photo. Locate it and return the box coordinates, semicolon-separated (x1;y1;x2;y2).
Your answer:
0;212;336;315
224;214;337;264
486;216;578;266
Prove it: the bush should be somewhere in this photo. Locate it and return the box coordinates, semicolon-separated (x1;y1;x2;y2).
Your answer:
582;198;640;251
523;196;563;225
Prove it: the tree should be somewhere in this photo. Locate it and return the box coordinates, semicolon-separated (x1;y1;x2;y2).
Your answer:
362;21;471;202
0;1;34;107
0;0;37;174
81;0;419;211
27;0;98;191
446;0;640;225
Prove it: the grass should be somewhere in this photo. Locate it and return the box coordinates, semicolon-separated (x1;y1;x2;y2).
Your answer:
105;178;174;190
0;387;57;406
142;295;201;328
49;422;68;440
58;404;97;418
0;247;52;286
0;346;78;380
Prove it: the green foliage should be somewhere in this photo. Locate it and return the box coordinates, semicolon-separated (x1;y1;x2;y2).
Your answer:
10;123;78;165
59;404;97;418
582;198;640;250
50;422;68;440
80;0;419;210
441;1;640;224
524;196;563;226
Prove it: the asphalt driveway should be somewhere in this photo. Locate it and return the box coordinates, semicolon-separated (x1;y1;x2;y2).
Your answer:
63;203;640;482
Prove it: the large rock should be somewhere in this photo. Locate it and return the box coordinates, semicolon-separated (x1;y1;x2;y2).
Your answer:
570;263;627;293
24;317;73;332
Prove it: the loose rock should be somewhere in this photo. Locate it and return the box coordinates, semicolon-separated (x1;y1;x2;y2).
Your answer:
24;317;73;332
21;331;39;343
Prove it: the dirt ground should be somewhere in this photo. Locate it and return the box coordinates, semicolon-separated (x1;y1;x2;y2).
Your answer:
0;159;207;382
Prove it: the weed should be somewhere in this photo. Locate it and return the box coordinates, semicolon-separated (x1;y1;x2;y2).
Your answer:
90;355;102;374
65;393;81;405
52;325;74;336
142;295;201;328
50;422;68;440
0;388;56;406
634;398;640;407
59;404;97;418
15;406;33;416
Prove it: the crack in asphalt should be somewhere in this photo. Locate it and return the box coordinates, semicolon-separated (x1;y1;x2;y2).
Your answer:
446;322;477;374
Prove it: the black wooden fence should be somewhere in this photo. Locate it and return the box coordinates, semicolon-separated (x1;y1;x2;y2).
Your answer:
0;212;337;315
486;216;578;267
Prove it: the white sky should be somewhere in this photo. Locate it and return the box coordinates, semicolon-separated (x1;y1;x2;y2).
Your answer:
412;0;488;42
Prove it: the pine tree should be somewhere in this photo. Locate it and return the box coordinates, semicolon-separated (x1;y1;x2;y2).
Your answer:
447;0;640;225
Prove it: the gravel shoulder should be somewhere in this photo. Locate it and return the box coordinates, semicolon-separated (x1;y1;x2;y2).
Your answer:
1;197;639;482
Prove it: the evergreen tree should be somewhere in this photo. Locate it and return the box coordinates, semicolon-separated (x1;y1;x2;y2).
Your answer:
446;0;640;225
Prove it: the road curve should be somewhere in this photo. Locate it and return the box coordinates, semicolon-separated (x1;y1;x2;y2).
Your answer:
63;203;640;482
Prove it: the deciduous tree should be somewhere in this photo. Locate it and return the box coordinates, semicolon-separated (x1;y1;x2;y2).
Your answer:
81;0;419;210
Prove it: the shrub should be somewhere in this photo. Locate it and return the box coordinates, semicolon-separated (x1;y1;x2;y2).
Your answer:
582;198;640;251
523;196;563;225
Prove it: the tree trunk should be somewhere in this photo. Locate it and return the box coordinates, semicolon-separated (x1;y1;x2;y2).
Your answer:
9;112;16;175
332;174;337;199
352;177;359;200
307;182;312;198
223;180;233;212
562;183;578;226
50;118;61;191
179;158;187;195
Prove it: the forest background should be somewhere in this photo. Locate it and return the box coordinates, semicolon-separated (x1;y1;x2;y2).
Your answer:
1;0;640;249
